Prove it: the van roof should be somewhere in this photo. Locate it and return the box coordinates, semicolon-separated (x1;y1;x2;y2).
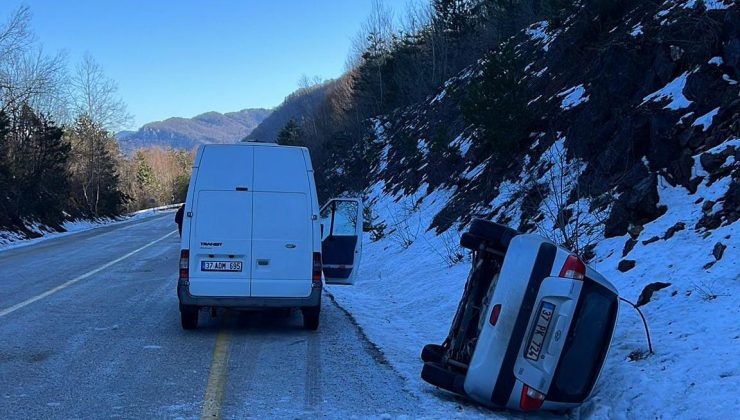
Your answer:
202;142;306;150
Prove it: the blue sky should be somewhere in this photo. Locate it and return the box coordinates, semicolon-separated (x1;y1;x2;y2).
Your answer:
0;1;405;128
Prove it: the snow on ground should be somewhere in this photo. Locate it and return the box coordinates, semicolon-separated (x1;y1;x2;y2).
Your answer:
0;205;178;252
692;107;720;131
683;0;734;10
642;71;694;110
328;135;739;416
526;21;556;52
630;24;643;37
327;183;492;416
708;56;724;66
558;84;590;110
581;172;739;418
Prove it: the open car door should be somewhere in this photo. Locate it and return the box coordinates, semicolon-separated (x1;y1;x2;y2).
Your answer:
320;198;363;284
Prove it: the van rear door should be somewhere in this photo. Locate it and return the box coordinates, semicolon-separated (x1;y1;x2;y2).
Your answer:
320;198;363;284
251;192;312;297
189;191;252;296
250;146;314;298
188;145;253;297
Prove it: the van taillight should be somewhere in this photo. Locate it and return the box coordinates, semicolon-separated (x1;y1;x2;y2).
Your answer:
559;255;586;280
312;252;322;285
520;384;546;411
179;250;189;280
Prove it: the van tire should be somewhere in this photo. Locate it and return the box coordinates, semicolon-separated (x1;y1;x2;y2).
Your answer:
421;344;445;363
468;219;518;252
180;306;199;330
302;307;320;330
421;362;466;395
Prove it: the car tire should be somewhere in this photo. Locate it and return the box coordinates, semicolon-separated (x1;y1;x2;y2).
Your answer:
180;306;198;330
421;362;466;395
468;219;518;252
302;306;320;330
460;232;486;251
421;344;445;363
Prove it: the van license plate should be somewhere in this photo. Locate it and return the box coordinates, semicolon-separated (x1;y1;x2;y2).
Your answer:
524;301;555;361
201;261;243;272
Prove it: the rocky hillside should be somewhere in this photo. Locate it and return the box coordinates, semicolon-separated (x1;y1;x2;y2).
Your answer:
319;0;738;417
326;0;738;242
118;108;270;152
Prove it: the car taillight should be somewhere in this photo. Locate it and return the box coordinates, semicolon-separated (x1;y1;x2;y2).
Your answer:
520;384;546;411
179;249;189;280
489;304;502;326
312;252;322;285
559;254;586;280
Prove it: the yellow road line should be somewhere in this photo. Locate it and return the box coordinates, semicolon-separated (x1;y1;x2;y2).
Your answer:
201;328;231;419
0;230;177;318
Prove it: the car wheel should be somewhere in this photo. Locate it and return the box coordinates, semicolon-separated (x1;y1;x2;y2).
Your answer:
180;306;198;330
468;219;518;252
421;362;466;395
421;344;445;363
302;306;320;330
460;232;486;251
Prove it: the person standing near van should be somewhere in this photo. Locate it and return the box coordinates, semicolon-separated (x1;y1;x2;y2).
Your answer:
175;204;185;236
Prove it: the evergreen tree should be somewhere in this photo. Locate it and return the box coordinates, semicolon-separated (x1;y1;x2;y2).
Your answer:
4;105;70;222
67;115;125;216
276;119;304;146
0;112;10;226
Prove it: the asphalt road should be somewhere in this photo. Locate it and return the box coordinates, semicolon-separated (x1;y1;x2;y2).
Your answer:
0;213;419;419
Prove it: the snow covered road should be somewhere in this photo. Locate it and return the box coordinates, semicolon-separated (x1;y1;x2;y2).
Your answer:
0;214;424;419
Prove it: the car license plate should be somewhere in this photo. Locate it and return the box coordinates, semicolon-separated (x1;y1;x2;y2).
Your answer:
524;301;556;361
201;261;243;272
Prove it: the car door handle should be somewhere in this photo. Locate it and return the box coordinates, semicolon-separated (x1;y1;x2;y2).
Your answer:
285;244;296;249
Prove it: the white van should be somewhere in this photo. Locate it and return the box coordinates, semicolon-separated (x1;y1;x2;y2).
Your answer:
177;143;362;330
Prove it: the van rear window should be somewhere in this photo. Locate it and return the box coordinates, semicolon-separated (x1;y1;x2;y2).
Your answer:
548;280;617;403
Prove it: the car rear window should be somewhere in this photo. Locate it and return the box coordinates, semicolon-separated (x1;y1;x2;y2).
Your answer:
548;280;617;403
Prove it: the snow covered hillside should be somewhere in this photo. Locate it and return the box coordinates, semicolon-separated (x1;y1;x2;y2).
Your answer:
328;0;738;417
329;139;738;417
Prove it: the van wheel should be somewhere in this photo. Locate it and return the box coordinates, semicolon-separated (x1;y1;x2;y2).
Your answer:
421;344;445;363
302;307;320;330
467;219;518;252
181;306;199;330
421;362;466;395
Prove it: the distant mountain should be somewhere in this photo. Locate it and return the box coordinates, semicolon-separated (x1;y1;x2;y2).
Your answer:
243;83;331;143
117;108;271;152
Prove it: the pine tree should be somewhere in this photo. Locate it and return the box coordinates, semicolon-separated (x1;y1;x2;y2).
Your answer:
67;115;125;216
276;119;304;146
0;111;10;226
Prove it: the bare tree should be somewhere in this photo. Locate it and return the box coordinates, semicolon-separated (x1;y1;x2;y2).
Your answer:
70;52;132;132
0;6;68;121
522;140;609;259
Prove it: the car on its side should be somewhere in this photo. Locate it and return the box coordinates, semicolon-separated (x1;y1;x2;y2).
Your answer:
421;219;618;412
177;143;362;330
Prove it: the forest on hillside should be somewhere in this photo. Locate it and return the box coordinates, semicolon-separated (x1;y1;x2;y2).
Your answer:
272;0;574;196
0;6;192;233
271;0;737;252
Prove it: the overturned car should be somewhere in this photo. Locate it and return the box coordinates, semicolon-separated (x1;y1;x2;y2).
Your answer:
421;219;619;412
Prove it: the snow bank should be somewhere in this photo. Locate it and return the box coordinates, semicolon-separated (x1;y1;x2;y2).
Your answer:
0;205;178;252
